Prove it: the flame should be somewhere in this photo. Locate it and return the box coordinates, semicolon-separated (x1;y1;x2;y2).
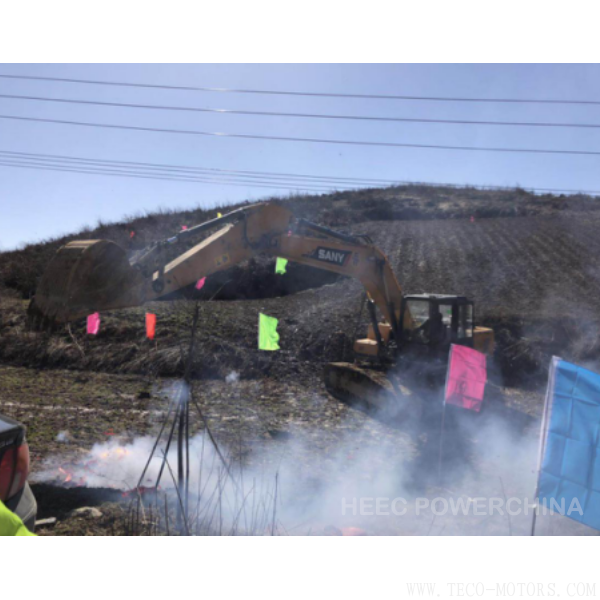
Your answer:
58;467;73;483
114;447;129;459
55;443;131;488
98;447;129;461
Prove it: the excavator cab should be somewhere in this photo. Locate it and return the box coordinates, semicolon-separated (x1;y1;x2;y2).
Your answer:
328;294;494;411
354;294;494;359
401;294;475;350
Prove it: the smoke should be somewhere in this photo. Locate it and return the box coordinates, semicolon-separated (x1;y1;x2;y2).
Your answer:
55;430;70;443
34;369;546;535
226;371;240;384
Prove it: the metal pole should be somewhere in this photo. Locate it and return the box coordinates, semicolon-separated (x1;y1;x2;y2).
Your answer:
137;395;176;489
177;394;184;490
530;356;559;536
438;345;453;483
177;389;185;530
185;388;190;522
437;402;447;483
156;397;181;488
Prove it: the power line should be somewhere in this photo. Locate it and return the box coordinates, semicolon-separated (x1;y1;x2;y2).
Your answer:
0;157;342;191
1;149;599;196
0;158;339;193
2;114;600;157
0;150;428;186
1;73;599;106
1;92;599;130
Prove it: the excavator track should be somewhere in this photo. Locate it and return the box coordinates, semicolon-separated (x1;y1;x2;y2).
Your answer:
323;362;423;420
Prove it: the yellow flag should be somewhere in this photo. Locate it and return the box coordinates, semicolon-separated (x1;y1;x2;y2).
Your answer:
0;500;36;536
217;212;222;218
258;313;280;351
275;257;288;275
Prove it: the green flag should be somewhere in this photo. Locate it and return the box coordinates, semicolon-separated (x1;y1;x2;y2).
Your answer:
258;313;280;351
275;257;288;275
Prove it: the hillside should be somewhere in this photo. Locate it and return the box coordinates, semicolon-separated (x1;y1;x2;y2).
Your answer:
2;183;599;299
2;184;600;387
3;183;600;536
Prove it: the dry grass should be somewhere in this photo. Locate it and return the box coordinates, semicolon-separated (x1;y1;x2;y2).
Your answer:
2;184;598;300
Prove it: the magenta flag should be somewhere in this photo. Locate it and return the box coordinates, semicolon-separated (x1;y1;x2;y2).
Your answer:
444;344;487;412
87;312;100;335
195;277;206;290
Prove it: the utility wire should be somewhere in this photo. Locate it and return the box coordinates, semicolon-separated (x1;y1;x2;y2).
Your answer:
3;149;600;195
1;73;599;106
2;114;600;157
0;149;440;186
1;150;599;196
0;159;339;193
0;151;379;188
1;92;599;129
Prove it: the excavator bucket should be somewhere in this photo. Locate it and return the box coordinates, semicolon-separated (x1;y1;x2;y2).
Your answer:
28;240;143;328
323;362;422;420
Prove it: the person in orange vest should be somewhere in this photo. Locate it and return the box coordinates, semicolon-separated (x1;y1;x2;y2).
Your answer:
0;499;35;536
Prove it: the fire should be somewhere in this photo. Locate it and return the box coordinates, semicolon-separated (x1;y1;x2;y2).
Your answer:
58;467;72;483
57;465;87;486
55;444;131;488
99;447;129;461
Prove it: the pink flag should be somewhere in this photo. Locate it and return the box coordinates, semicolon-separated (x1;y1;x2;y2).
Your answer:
444;344;487;412
181;225;188;231
195;277;206;291
87;312;100;335
470;216;475;223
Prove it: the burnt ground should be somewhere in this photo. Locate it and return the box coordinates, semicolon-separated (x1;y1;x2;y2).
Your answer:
2;190;600;534
1;364;593;536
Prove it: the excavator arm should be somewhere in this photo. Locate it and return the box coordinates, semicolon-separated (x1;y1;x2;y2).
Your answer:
151;204;403;329
28;202;405;351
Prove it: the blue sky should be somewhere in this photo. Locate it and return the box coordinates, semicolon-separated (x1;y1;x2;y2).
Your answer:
1;63;599;250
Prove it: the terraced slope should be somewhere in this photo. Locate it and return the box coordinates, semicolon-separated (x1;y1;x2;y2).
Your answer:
2;183;600;386
2;208;600;387
356;214;600;318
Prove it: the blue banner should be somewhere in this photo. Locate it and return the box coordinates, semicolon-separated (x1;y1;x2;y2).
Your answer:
538;358;600;530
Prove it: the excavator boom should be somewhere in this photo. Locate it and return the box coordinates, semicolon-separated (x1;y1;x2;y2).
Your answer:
29;202;403;333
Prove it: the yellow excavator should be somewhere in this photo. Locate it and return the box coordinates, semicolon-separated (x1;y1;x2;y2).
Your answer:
28;202;494;408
